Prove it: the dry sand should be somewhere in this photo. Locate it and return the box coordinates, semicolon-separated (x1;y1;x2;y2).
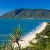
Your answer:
13;22;47;48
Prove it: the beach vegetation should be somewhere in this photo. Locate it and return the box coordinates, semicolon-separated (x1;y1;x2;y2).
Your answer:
0;22;50;50
21;22;50;50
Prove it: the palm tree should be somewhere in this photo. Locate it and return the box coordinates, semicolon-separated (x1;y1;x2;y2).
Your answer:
10;24;23;50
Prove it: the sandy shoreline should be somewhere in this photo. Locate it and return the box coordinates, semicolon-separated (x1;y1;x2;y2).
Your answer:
13;22;47;48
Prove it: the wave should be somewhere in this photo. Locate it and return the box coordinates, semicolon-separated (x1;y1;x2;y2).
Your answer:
21;22;43;39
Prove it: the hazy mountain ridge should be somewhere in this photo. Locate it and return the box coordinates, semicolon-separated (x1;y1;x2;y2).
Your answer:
1;9;50;19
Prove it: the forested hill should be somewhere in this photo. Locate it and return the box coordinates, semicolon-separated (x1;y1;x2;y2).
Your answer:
0;9;50;19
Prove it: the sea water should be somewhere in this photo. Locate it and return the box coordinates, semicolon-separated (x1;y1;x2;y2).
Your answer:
0;19;50;43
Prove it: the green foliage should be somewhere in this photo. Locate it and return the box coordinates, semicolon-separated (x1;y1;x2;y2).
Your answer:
22;23;50;50
1;9;50;19
0;42;7;50
1;22;50;50
9;43;14;50
13;27;22;39
0;25;22;50
44;43;50;50
10;25;22;41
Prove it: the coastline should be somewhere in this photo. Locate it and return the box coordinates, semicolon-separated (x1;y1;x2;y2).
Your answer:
13;22;47;48
21;22;43;39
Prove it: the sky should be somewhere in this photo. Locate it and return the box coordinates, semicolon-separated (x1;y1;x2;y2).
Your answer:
0;0;50;16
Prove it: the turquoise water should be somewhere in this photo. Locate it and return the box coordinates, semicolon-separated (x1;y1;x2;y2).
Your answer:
0;19;50;42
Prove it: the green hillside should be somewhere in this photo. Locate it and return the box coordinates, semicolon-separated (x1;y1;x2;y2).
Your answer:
22;22;50;50
1;9;50;19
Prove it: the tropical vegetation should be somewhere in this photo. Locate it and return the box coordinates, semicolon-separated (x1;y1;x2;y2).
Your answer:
0;22;50;50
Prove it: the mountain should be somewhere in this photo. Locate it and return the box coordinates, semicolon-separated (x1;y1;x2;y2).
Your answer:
0;9;50;19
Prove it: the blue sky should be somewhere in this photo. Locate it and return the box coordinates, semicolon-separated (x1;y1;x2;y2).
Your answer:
0;0;50;16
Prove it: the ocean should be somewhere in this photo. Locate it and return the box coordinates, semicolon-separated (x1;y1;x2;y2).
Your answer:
0;19;50;43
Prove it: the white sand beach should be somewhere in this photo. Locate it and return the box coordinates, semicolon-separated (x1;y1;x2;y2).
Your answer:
13;22;47;48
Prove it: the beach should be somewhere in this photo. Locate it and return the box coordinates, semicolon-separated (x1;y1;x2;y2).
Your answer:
13;22;47;48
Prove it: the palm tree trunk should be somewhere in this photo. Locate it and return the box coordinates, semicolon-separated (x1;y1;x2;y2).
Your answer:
16;41;21;50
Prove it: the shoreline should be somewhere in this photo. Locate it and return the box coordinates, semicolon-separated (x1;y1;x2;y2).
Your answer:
13;22;47;48
21;22;43;39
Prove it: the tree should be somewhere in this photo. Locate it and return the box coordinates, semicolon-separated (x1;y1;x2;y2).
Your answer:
10;24;23;50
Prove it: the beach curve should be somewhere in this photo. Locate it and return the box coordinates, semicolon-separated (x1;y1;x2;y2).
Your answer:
13;22;47;48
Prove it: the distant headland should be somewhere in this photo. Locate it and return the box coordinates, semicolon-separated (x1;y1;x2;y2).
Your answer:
0;9;50;19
